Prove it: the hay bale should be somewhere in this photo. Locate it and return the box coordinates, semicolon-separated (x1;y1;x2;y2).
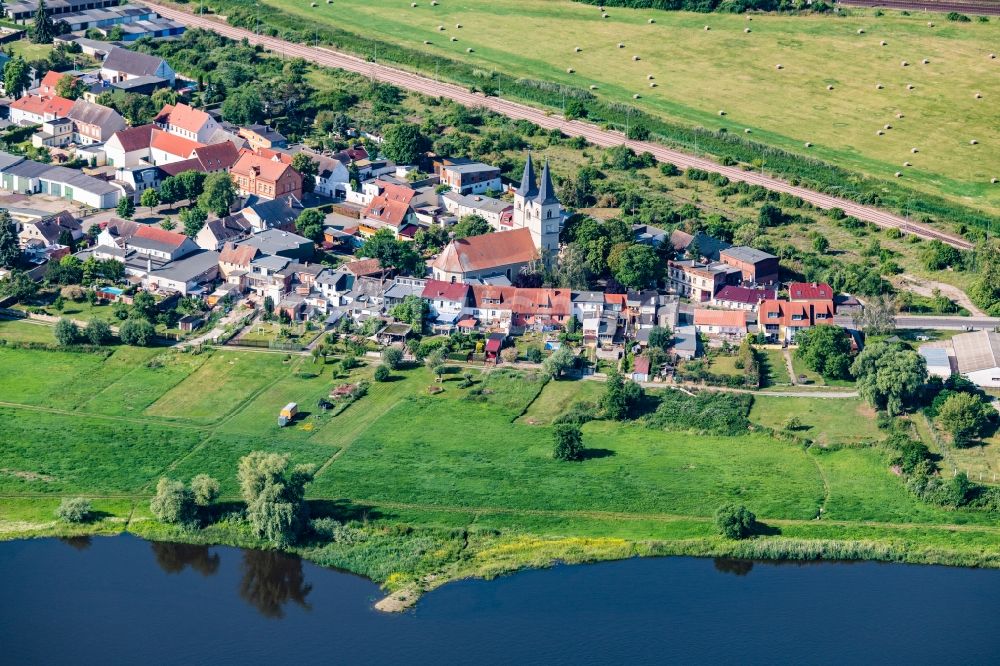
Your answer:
927;21;934;27
704;25;711;30
880;40;887;46
911;147;918;153
423;40;431;44
857;28;865;34
647;74;654;80
574;47;582;52
903;161;911;167
466;47;473;52
567;68;575;73
922;58;929;64
633;55;641;61
618;43;625;48
876;83;884;89
744;128;752;133
884;124;892;130
805;142;813;148
410;2;417;6
438;25;445;30
602;13;608;18
901;60;908;66
906;84;915;90
456;23;462;28
590;85;598;90
431;0;438;5
827;85;834;90
877;130;884;136
649;82;657;88
310;2;316;6
896;112;904;118
633;93;641;99
992;178;998;184
970;139;978;145
991;53;997;59
450;36;457;41
975;92;983;99
776;64;784;70
744;27;751;33
718;110;726;116
648;18;655;24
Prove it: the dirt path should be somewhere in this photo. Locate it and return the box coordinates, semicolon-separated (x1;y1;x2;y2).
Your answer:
895;273;986;317
783;349;798;386
143;0;973;251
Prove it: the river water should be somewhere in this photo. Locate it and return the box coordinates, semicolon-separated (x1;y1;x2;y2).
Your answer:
1;535;998;665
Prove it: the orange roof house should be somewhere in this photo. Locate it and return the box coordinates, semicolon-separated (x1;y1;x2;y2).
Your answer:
154;102;220;143
693;308;749;336
469;285;571;329
431;228;540;284
759;298;835;342
149;128;204;162
230;151;303;201
39;71;70;98
10;95;74;124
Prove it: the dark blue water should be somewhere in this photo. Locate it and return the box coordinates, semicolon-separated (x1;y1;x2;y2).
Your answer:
1;535;998;665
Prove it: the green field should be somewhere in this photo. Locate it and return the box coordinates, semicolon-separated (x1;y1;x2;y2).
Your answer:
1;333;998;598
263;0;1000;213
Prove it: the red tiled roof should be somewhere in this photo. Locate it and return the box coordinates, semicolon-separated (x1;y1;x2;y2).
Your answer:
109;124;155;152
363;195;410;227
759;299;835;328
11;94;74;118
155;102;212;134
230;150;296;183
375;181;416;204
150;128;204;158
39;71;69;98
194;141;240;171
421;279;470;302
432;228;540;275
633;356;651;375
342;258;383;277
471;286;571;317
134;225;189;249
219;242;256;266
694;308;748;328
789;282;833;300
714;285;776;305
604;293;628;307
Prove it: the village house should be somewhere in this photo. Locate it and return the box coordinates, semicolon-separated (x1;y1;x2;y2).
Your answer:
693;308;749;338
158;141;241;177
280;146;350;199
431;228;540;284
718;246;780;285
17;211;82;248
238;125;288;151
667;259;740;302
217;242;258;280
469;285;571;332
421;279;471;331
571;290;605;324
100;46;176;87
441;191;513;231
236;195;304;234
437;159;502;195
154;102;220;143
237;228;314;261
113;164;162;203
758;296;836;342
711;285;776;311
9;94;75;126
670;229;731;261
230;151;303;201
359;181;417;238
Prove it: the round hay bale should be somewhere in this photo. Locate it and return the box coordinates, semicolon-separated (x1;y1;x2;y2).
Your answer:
927;21;934;27
567;68;575;73
880;40;887;46
896;112;904;118
633;55;641;61
776;64;784;70
857;28;865;34
411;2;417;6
901;60;908;66
906;84;915;90
970;139;978;145
805;142;813;148
718;109;726;116
310;2;316;6
649;18;655;24
744;27;751;33
922;58;929;64
911;147;918;153
827;84;834;90
649;82;657;88
647;74;654;80
618;43;625;49
431;0;438;5
633;93;641;99
590;85;598;90
992;178;998;184
991;53;997;59
884;124;892;130
450;36;457;41
975;92;982;99
744;128;752;133
574;47;582;52
456;23;462;28
602;13;609;18
904;161;911;167
704;25;711;30
877;130;884;136
895;172;902;177
423;40;431;44
438;25;445;30
466;47;473;52
876;83;884;89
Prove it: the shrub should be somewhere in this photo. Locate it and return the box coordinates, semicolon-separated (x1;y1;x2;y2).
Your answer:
552;423;585;461
85;319;112;346
56;497;92;523
381;346;403;369
190;474;220;506
374;364;391;382
526;347;543;363
716;504;757;540
53;318;79;346
150;478;196;525
646;391;753;435
119;318;156;346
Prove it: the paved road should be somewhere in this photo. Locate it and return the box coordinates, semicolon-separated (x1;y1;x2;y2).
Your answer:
144;1;974;251
835;314;1000;329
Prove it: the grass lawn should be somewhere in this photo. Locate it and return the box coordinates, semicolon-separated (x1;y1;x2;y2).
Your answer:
761;348;792;386
266;0;1000;213
6;39;53;61
750;395;882;446
0;318;58;344
518;377;604;425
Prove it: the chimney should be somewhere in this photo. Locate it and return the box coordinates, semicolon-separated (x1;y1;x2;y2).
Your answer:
147;257;152;273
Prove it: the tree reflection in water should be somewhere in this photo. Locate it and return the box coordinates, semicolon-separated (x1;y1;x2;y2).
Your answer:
713;558;754;576
58;536;92;551
150;542;221;577
239;549;313;619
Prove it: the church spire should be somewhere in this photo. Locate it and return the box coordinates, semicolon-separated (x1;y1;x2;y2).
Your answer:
516;153;538;198
536;159;559;205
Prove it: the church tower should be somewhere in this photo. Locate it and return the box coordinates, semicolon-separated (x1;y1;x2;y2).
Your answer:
513;154;561;253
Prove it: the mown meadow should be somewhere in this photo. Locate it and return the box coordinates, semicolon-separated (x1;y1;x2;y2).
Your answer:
2;316;999;602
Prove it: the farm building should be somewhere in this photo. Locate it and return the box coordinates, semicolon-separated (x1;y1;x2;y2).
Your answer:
951;330;1000;387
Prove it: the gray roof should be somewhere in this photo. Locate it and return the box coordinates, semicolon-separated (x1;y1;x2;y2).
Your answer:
686;232;732;261
572;290;605;303
238;228;312;255
111;75;167;92
315;269;352;290
953;330;1000;374
383;281;424;299
919;347;951;370
442;191;511;216
5;160;52;179
720;245;777;264
102;46;167;77
674;324;699;354
68;98;125;134
536;160;559;206
148;249;220;283
244;195;303;227
0;151;25;171
515;153;538;198
443;161;498;175
43;165;120;195
250;254;291;271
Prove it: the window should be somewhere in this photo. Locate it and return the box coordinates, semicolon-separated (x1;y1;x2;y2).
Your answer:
767;312;779;319
791;314;804;321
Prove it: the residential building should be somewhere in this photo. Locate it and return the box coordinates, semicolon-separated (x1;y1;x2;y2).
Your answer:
758;298;836;342
100;46;176;86
789;282;835;301
667;259;739;302
237;228;314;261
114;164;162;203
693;308;749;338
421;279;470;330
718;246;780;285
441;191;512;231
431;228;540;284
438;159;501;195
359;181;417;237
571;290;605;324
9;94;75;125
238;124;288;151
196;215;254;251
218;242;258;278
341;258;386;279
158;141;241;177
230;151;303;201
951;330;1000;387
469;285;571;331
154;103;219;143
238;195;304;234
104;124;155;168
66;98;126;144
282;146;349;198
17;211;82;248
711;285;776;311
512;154;561;252
670;229;732;261
149;129;204;166
632;223;669;247
30;117;74;148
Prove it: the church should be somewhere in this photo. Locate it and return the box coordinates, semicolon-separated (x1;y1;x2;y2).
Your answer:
512;153;562;252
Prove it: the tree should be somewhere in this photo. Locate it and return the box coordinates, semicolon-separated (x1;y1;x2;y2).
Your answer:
937;392;995;447
85;318;112;345
150;478;196;525
390;295;429;330
852;294;897;336
295;208;325;243
116;197;135;220
424;348;445;380
190;474;220;507
118;318;155;346
130;290;157;321
374;364;391;382
794;325;852;379
647;326;673;351
452;214;492;239
199;172;237;217
381;346;404;369
55;74;86;100
32;0;54;43
380;123;429;165
358;228;422;274
177;170;206;204
221;87;263;124
715;504;757;540
237;452;316;547
181;206;208;237
4;57;30;100
56;497;92;523
159;176;183;206
0;209;20;268
601;371;644;420
812;235;830;253
140;187;160;214
609;243;661;289
291;153;318;194
552;424;585;461
415;224;449;252
53;317;78;346
0;270;38;302
851;343;927;415
542;345;576;379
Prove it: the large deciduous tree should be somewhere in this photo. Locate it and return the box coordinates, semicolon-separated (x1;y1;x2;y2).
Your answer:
380;123;429;165
851;342;927;416
936;392;995;447
794;325;852;379
357;228;422;274
291;153;318;194
608;243;661;290
237;452;315;547
4;57;30;100
198;172;237;217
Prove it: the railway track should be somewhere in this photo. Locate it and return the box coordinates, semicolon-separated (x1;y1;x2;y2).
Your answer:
143;1;976;251
838;0;1000;14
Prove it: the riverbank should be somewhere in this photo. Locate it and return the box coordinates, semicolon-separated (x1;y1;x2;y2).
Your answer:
4;498;1000;611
